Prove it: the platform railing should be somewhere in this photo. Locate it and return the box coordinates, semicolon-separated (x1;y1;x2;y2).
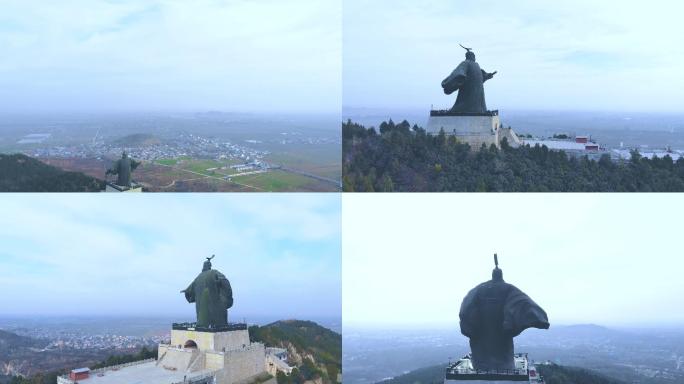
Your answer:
430;109;499;117
169;370;219;384
172;322;247;332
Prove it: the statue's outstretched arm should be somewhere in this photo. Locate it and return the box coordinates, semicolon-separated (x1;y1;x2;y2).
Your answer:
481;70;497;82
502;285;549;337
183;282;195;303
131;159;141;171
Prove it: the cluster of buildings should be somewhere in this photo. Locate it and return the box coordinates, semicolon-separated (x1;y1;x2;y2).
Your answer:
44;334;162;351
522;133;684;162
25;132;269;165
8;327;164;351
521;135;600;152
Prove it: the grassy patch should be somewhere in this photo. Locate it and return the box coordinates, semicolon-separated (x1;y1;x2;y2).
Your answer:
232;170;314;191
155;158;178;166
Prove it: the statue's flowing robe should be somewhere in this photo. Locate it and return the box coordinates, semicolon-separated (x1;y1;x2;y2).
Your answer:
459;280;549;371
107;156;139;187
441;60;493;113
184;269;233;327
115;157;131;187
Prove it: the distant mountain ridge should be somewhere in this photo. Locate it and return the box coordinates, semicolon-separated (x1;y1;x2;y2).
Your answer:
0;153;103;192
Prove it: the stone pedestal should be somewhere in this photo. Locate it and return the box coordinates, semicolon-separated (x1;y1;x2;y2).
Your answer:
426;110;501;149
104;181;142;192
157;325;267;384
170;328;251;352
426;110;523;149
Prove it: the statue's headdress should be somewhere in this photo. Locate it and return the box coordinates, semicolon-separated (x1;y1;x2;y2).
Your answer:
203;254;215;271
460;44;476;61
492;253;503;281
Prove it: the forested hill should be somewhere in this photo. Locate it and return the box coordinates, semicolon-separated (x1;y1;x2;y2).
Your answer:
537;363;626;384
249;320;341;384
0;153;103;192
376;363;625;384
342;120;684;192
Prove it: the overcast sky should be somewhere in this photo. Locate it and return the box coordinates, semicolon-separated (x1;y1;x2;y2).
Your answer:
343;0;684;113
0;0;341;114
343;194;684;328
0;194;340;321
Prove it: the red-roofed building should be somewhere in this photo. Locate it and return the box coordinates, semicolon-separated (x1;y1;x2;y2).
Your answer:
69;368;90;381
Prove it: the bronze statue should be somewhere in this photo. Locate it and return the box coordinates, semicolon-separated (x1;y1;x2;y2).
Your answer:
182;255;234;328
106;151;140;187
459;254;549;371
441;45;497;113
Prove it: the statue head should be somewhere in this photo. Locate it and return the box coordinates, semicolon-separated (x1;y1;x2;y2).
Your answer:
202;254;215;272
460;44;476;61
491;253;503;281
122;151;128;159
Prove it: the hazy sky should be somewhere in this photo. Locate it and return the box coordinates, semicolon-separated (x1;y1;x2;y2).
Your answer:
344;0;684;113
343;194;684;328
0;194;340;321
0;0;341;114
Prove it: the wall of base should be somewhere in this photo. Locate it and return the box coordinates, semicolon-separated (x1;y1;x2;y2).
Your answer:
426;115;502;149
171;329;250;352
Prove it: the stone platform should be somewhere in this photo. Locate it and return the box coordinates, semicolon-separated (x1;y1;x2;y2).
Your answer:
156;325;267;384
104;181;142;192
427;110;501;149
169;323;250;351
444;353;541;383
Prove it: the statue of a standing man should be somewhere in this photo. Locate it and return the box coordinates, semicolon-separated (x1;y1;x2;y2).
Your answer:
459;254;549;371
182;255;233;328
441;45;497;114
106;151;140;187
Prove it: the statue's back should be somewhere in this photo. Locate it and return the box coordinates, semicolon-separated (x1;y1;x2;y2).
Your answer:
452;60;487;113
461;280;515;370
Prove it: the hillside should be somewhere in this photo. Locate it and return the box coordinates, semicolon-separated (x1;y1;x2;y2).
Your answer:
376;363;445;384
0;153;103;192
0;330;43;350
375;363;625;384
342;119;684;192
537;363;626;384
249;320;341;384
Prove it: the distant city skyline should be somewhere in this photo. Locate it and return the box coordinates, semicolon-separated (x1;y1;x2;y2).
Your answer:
0;194;341;320
343;194;684;328
0;0;341;114
344;0;684;113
